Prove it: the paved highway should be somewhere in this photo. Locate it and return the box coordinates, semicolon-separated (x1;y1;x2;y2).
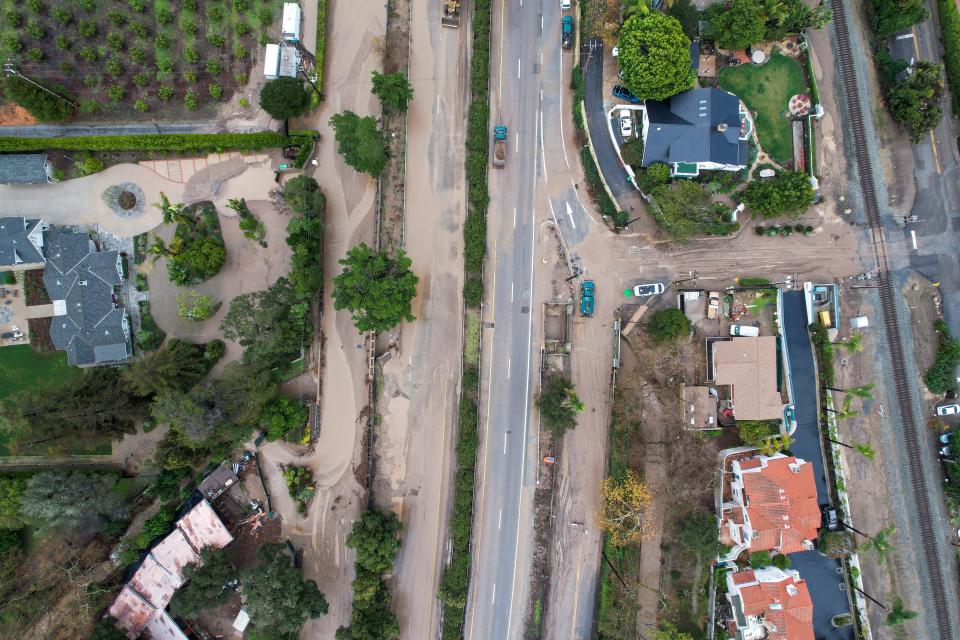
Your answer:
466;0;565;636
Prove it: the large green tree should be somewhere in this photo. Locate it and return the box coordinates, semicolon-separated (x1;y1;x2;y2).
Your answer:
742;170;814;218
345;510;402;575
220;278;312;369
371;70;415;113
88;617;128;640
19;471;122;531
887;60;944;143
536;375;583;436
283;176;326;301
710;0;768;50
2;76;76;122
263;396;309;441
282;175;326;217
332;243;419;332
329;111;389;176
242;544;328;636
872;0;928;37
0;477;25;530
169;548;238;619
121;339;211;397
618;9;695;100
259;77;312;120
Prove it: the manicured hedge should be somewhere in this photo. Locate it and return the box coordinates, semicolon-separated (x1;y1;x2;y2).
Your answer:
579;147;617;217
0;132;315;154
939;0;960;115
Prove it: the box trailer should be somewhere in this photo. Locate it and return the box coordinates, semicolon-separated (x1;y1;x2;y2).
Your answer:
282;3;302;42
263;43;281;79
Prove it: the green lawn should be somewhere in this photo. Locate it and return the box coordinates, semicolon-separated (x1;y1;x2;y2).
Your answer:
719;54;805;166
0;345;79;455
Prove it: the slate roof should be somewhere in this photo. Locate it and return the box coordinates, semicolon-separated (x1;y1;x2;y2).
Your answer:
0;154;50;184
0;217;45;267
42;228;130;367
643;88;747;167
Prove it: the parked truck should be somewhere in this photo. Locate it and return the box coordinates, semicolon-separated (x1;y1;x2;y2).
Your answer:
492;125;508;168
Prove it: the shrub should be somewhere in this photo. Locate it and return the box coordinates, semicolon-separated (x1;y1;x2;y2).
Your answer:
54;35;71;51
79;0;94;9
156;32;171;49
925;320;960;394
463;212;486;273
78;19;97;38
27;0;45;11
183;47;200;64
184;90;199;111
157;86;174;101
647;162;670;185
0;132;310;153
205;59;222;75
742;171;814;218
235;20;252;38
754;225;766;235
537;375;583;435
130;47;147;64
2;75;76;122
155;7;173;24
107;10;126;27
106;57;123;77
27;19;45;38
76;156;105;176
208;33;225;48
260;77;311;120
233;44;249;60
209;4;226;21
209;84;223;100
1;35;22;53
134;99;149;113
620;137;645;167
645;308;690;344
26;48;43;62
82;74;98;88
5;12;21;28
131;21;149;38
132;73;149;88
463;275;484;307
107;85;124;104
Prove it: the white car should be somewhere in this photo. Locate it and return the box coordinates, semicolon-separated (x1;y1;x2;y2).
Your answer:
936;403;960;416
561;0;571;9
619;109;633;138
633;283;664;297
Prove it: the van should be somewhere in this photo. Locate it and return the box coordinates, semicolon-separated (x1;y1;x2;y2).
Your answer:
729;324;760;337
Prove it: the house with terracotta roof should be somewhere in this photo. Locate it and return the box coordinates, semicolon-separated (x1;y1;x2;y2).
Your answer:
108;500;233;640
720;454;820;561
712;336;783;421
725;567;814;640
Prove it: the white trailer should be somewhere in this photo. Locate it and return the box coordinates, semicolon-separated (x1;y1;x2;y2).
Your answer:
263;43;281;79
281;3;302;42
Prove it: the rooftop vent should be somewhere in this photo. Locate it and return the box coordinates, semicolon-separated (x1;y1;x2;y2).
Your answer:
786;584;799;596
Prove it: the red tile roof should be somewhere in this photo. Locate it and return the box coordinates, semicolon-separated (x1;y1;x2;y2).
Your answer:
744;456;819;554
736;570;814;640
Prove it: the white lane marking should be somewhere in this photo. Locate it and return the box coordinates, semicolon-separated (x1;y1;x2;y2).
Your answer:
539;108;548;183
541;15;543;30
565;202;576;229
503;432;508;454
513;206;517;228
507;357;512;378
559;38;569;169
517;57;521;78
515;132;520;153
911;229;918;249
511;282;515;302
506;104;539;640
492;583;496;604
435;93;440;115
498;509;503;529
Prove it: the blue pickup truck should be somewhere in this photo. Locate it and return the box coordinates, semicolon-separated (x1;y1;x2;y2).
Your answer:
580;280;595;316
562;16;573;49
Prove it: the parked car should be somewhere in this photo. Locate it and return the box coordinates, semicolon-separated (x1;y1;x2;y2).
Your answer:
612;84;641;104
619;109;633;137
940;431;954;444
561;15;573;49
729;324;760;337
936;403;960;416
580;280;595;316
822;506;839;531
632;283;664;297
940;445;953;458
560;0;571;9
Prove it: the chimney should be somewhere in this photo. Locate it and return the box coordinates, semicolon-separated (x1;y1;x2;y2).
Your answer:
717;123;729;133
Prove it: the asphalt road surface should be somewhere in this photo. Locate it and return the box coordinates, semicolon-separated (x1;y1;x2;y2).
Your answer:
466;0;567;636
781;291;853;640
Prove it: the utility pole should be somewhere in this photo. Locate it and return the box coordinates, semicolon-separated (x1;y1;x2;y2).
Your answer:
3;61;79;109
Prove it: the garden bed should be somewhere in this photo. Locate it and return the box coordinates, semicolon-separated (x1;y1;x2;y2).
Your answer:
164;201;227;285
0;0;282;120
282;465;315;515
718;53;804;166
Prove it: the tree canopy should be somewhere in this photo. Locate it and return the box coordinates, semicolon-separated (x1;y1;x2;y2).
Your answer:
337;510;402;640
710;0;768;50
886;59;944;143
220;277;312;370
2;76;76;122
872;0;928;37
645;308;691;344
345;510;402;575
19;471;122;531
598;470;653;547
121;339;216;397
88;617;128;640
263;396;309;441
332;243;419;332
741;171;814;218
371;70;415;113
169;548;238;619
617;10;695;101
536;375;583;436
329;111;390;176
283;176;326;301
259;77;312;120
242;544;328;636
0;477;25;530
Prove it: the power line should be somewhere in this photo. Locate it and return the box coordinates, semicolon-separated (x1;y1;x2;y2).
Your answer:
3;61;80;109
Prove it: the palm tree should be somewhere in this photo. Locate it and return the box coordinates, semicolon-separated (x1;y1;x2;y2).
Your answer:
858;525;896;564
826;438;876;460
764;0;788;26
885;598;918;626
826;383;874;399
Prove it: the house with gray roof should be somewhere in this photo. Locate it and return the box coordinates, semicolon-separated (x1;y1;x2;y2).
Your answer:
43;228;131;367
0;154;52;185
0;217;47;269
640;87;752;177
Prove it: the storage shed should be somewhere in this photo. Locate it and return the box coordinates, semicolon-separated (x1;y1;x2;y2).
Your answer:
264;43;281;79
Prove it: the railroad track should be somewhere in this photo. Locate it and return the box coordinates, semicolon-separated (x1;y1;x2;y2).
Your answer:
829;1;953;637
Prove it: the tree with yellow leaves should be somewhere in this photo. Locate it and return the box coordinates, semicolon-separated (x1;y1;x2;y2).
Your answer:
598;470;653;547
